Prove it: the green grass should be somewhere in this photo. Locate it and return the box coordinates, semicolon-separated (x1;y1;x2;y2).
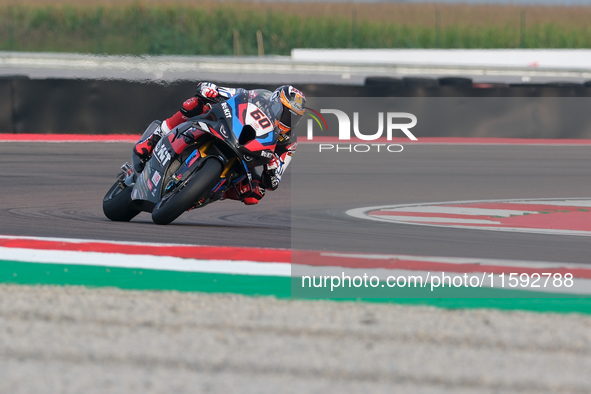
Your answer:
0;3;591;56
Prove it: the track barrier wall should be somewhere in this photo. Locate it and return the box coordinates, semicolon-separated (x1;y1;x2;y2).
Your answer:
4;76;591;137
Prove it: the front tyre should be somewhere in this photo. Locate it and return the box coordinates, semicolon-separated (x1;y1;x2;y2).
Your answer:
103;182;141;222
151;159;223;225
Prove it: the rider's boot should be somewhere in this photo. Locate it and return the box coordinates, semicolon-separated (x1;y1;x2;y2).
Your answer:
133;123;166;160
132;96;210;166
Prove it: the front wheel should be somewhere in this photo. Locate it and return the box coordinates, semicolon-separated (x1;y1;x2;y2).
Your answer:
151;159;223;225
103;182;141;222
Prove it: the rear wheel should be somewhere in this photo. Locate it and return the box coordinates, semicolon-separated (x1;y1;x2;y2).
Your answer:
103;182;141;222
151;159;223;225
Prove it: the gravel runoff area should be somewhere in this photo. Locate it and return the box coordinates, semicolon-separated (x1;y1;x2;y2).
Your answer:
1;285;591;394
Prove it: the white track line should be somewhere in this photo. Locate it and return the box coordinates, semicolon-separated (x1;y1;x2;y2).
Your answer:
3;235;591;294
368;216;502;225
505;200;591;207
347;198;591;237
381;206;537;217
0;247;291;277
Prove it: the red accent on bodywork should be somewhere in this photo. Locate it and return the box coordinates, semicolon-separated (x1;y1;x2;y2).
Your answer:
213;179;226;193
188;127;207;142
237;103;248;125
245;139;275;152
168;132;188;154
208;126;224;140
187;150;201;167
168;127;207;154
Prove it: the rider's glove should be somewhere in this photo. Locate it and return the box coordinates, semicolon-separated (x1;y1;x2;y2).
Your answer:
196;82;219;101
266;154;281;171
262;170;279;191
262;154;282;191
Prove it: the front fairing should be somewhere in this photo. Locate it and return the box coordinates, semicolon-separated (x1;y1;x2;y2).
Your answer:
130;91;280;205
206;92;280;168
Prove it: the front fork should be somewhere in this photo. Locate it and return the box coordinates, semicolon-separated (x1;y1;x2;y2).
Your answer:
118;162;135;187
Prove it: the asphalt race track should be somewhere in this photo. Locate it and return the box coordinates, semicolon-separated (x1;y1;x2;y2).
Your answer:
3;140;591;393
0;142;291;248
292;142;591;264
2;141;591;264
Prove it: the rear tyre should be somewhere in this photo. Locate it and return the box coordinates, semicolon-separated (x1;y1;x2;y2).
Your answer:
103;182;141;222
151;159;223;225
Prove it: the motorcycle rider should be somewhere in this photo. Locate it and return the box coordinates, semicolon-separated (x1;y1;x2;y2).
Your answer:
133;82;306;205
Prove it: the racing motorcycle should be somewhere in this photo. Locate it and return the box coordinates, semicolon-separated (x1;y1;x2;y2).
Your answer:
102;91;279;225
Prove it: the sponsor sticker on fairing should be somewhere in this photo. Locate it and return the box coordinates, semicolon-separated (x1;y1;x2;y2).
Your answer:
219;124;230;138
131;187;146;200
218;87;236;98
155;144;171;166
260;150;273;159
151;171;161;186
221;102;232;119
246;103;274;136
